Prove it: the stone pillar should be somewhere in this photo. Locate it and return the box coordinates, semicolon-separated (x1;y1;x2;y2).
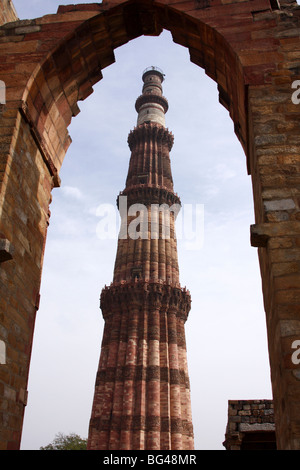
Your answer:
249;80;300;450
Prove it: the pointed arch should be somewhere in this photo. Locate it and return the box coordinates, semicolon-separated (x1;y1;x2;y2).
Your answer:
20;0;251;183
1;0;300;450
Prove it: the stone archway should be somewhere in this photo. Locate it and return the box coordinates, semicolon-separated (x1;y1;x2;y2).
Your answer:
0;0;300;450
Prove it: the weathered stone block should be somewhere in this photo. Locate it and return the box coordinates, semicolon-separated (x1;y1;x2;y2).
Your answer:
264;199;296;212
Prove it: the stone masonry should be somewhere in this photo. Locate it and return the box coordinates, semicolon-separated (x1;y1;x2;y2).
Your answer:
0;0;300;450
223;400;276;450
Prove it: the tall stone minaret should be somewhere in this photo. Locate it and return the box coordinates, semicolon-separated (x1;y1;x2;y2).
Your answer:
87;67;194;450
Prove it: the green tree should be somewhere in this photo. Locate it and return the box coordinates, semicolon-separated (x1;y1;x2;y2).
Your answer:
40;432;87;450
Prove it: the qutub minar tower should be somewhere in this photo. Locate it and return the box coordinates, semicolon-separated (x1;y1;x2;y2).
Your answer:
87;67;194;450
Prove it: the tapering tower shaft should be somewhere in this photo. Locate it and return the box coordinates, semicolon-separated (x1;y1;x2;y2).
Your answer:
88;68;194;450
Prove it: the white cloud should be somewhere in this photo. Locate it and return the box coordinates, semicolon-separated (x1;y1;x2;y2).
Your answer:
60;185;83;200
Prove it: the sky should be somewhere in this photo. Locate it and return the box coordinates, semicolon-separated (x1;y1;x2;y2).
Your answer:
11;0;273;450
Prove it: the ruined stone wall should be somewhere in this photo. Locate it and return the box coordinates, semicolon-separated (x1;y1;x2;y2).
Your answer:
223;400;276;450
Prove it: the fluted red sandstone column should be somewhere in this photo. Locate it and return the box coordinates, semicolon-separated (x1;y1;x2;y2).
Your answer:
87;67;193;450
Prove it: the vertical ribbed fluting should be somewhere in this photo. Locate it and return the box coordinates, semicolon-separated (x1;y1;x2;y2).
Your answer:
153;138;158;187
87;317;111;449
135;238;142;267
145;135;149;176
121;238;128;282
126;125;174;191
146;301;161;450
144;212;151;281
97;308;122;449
165;235;172;284
160;307;171;450
177;316;187;449
125;230;134;280
137;137;143;182
108;307;128;449
93;325;110;450
116;161;181;284
135;144;141;181
157;137;163;187
140;139;144;177
168;306;183;450
150;237;158;282
137;299;149;449
113;239;123;282
171;235;180;285
162;145;173;190
151;132;155;187
162;213;178;285
153;134;158;186
120;303;139;450
177;316;193;450
132;302;145;449
158;238;166;281
119;239;126;282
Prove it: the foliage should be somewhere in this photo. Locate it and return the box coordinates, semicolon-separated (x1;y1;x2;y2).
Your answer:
40;432;87;450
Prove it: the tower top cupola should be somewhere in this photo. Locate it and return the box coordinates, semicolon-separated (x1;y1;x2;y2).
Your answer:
135;66;169;127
